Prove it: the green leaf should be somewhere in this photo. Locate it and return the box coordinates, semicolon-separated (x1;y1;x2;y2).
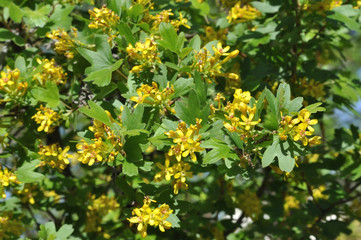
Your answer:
262;137;279;168
16;160;45;183
191;0;210;16
23;5;52;28
264;88;279;130
39;222;76;240
251;1;280;13
77;35;113;73
49;5;75;30
201;138;238;164
194;71;207;105
31;82;60;108
56;224;74;240
15;56;26;74
83;59;123;87
262;136;305;172
188;35;201;51
172;77;193;98
167;213;181;228
117;22;136;45
121;105;145;130
79;101;112;127
327;12;360;31
0;28;25;46
158;23;178;53
276;82;291;113
8;3;23;23
123;159;139;176
305;102;326;114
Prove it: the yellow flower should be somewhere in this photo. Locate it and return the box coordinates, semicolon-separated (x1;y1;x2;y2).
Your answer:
173;179;188;194
236;189;262;221
201;26;228;44
0;211;24;239
130;82;175;113
0;67;27;102
0;167;19;198
88;6;120;30
284;195;300;215
165;120;204;162
14;184;38;205
76;138;107;166
38;143;73;171
127;38;161;74
46;27;81;59
128;197;173;238
85;194;120;233
33;58;67;86
31;105;62;133
227;3;261;24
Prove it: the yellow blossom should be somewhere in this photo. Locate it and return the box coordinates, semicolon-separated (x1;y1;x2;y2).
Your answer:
298;77;326;99
14;184;38;205
191;44;239;82
126;38;161;74
284;195;300;215
0;67;27;102
0;211;24;239
304;0;342;13
128;197;173;238
201;26;228;44
33;58;67;86
165;119;204;162
31;105;62;133
130;82;175;114
38;143;73;171
227;3;261;24
76;138;107;166
46;27;81;59
85;194;120;233
0;167;19;198
236;189;262;221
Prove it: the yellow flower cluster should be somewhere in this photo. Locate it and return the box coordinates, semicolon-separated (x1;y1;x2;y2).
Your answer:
14;184;38;205
88;6;120;42
127;197;173;238
236;189;262;221
77;112;123;166
298;77;326;99
0;211;24;239
284;195;300;215
191;42;239;83
154;154;192;194
0;167;19;198
201;26;228;44
149;10;190;31
46;27;81;59
85;194;120;233
38;143;73;171
226;3;261;24
126;38;161;74
312;185;328;200
31;105;62;133
165;119;204;163
218;89;260;141
130;82;175;114
0;67;27;102
304;0;342;13
33;59;67;86
279;109;321;146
